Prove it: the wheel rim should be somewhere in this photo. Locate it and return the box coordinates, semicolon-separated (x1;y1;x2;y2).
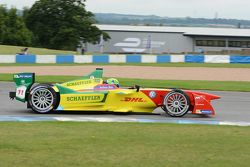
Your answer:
31;88;53;112
164;92;189;116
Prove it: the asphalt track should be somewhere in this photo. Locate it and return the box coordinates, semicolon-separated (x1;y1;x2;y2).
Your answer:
1;82;250;125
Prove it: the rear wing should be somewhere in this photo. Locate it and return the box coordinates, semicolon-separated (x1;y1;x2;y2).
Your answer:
9;68;103;102
9;73;35;102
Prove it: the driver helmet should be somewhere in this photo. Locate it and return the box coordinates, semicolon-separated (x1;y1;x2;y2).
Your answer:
106;78;120;87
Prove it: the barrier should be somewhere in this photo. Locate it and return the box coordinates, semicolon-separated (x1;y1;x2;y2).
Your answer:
205;55;230;63
230;55;250;64
185;54;204;63
1;54;250;64
93;55;109;63
157;55;171;63
126;55;141;63
56;55;74;63
16;55;36;63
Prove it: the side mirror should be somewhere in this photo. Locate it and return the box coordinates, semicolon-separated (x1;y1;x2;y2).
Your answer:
134;85;140;92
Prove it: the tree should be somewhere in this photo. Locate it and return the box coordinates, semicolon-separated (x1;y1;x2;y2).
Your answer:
0;5;7;44
3;8;33;46
0;5;33;46
25;0;109;50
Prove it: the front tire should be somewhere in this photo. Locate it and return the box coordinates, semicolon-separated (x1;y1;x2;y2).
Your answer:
28;84;58;114
163;89;190;117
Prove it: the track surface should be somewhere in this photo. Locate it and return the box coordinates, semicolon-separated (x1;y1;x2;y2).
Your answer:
1;82;250;123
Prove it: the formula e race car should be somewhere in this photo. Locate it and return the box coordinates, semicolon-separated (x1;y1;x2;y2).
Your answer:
9;68;220;117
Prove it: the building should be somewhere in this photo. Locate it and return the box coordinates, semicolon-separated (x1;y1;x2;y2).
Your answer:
87;24;250;54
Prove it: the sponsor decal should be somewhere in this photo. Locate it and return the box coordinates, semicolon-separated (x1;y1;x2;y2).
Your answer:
149;91;156;98
196;104;205;106
21;80;25;84
66;80;92;86
16;86;27;99
14;74;33;79
114;37;165;53
195;95;205;99
14;75;20;79
196;110;202;114
201;110;212;114
196;110;212;114
121;97;146;102
114;38;145;53
94;79;101;83
94;85;116;90
67;95;101;102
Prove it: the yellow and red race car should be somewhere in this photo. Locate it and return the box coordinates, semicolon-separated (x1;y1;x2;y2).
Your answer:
9;68;220;117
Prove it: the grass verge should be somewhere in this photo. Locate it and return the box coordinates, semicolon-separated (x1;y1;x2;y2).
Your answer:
1;73;250;92
0;122;249;167
0;45;77;55
2;62;250;68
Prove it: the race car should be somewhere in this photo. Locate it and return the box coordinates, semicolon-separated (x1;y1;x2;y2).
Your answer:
9;68;220;117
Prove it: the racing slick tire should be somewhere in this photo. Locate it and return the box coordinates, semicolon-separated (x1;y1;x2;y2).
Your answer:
163;89;190;117
28;84;59;114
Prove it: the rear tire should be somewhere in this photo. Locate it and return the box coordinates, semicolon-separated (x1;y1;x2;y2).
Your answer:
163;89;190;117
28;84;58;114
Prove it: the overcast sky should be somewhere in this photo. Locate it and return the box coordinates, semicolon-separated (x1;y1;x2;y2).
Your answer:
1;0;250;20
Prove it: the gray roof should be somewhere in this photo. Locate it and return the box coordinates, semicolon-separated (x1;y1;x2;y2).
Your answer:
97;24;250;37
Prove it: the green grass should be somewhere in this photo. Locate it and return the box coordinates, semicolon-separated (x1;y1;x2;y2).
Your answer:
2;62;250;68
1;73;250;92
0;122;249;167
0;45;77;55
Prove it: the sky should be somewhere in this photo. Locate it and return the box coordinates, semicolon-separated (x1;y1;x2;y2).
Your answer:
1;0;250;20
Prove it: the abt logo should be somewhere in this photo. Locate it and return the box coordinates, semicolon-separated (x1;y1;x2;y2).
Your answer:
121;97;146;102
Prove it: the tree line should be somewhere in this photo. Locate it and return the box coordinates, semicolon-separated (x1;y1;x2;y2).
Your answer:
0;0;109;50
95;13;248;28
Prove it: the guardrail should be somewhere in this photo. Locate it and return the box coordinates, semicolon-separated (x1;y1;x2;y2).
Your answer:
1;54;250;63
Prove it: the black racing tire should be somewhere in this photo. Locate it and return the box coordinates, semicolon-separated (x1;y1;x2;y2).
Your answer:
163;89;190;117
28;84;59;114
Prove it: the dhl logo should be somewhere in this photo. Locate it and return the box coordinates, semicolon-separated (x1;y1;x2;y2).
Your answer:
121;97;146;102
